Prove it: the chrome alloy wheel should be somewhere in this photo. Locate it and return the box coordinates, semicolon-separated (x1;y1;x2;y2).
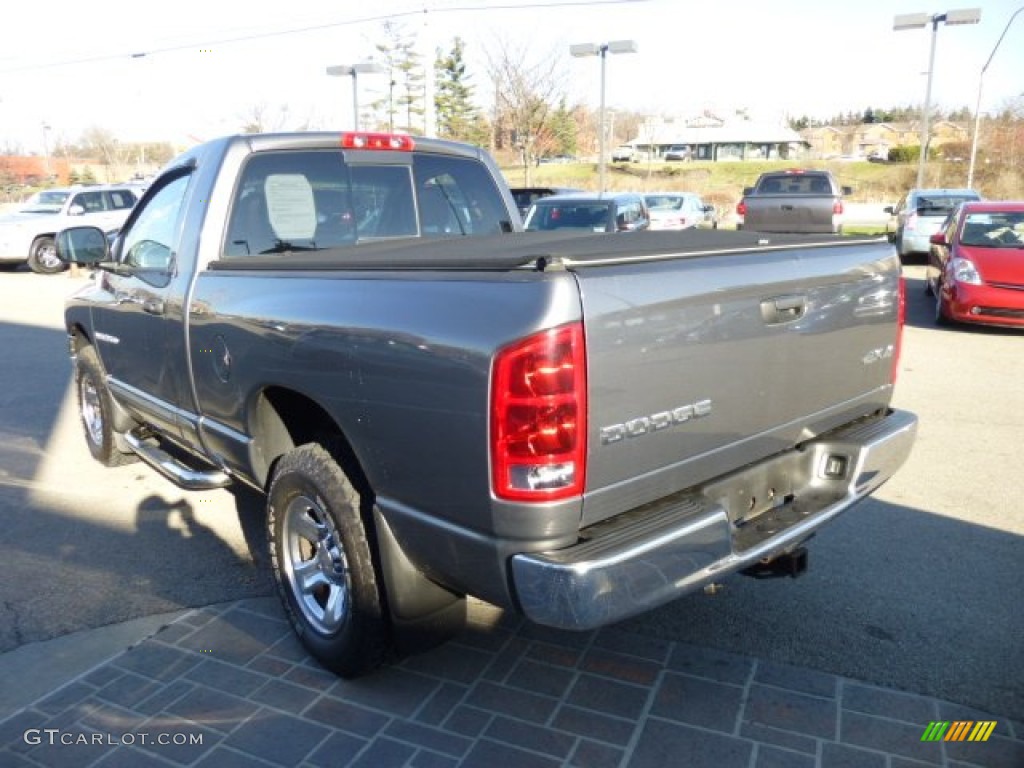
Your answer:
79;373;104;448
281;495;351;634
37;242;61;270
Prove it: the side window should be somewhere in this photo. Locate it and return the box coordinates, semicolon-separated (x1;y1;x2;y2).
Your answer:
71;191;106;213
120;174;190;274
108;190;137;210
413;154;509;236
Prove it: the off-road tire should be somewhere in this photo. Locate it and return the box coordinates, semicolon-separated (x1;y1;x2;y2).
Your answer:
267;443;390;677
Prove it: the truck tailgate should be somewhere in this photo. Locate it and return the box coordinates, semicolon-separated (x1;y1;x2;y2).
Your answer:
745;195;836;233
572;236;899;525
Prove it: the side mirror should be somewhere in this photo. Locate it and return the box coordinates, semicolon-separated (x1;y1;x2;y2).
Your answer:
68;205;85;216
929;232;947;246
841;186;854;196
883;206;895;215
56;226;110;266
742;187;754;196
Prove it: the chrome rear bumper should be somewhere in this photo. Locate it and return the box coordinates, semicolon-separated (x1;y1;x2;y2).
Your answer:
510;408;917;630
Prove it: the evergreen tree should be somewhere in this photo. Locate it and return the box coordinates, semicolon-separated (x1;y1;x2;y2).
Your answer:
434;37;488;146
372;22;425;133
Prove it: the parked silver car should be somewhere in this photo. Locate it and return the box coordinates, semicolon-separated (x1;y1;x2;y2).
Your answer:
644;192;718;230
885;188;981;259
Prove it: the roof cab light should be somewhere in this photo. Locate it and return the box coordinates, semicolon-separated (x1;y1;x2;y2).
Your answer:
340;132;416;151
491;323;587;502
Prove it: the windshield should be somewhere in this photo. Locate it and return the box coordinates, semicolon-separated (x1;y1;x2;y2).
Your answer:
21;189;70;213
960;212;1024;248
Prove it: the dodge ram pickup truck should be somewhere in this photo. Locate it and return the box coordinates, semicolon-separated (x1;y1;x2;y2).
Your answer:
58;131;917;677
737;169;852;234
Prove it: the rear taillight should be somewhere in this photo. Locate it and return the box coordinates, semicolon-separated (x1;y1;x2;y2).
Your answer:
736;200;747;216
833;199;844;215
892;275;905;384
491;324;587;501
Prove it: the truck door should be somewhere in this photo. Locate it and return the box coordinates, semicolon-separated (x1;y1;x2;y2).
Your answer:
88;172;194;440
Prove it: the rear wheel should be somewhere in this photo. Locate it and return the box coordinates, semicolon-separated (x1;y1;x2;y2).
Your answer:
267;443;390;677
27;237;66;275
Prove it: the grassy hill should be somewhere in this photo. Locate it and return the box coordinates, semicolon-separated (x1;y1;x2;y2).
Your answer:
498;157;1021;219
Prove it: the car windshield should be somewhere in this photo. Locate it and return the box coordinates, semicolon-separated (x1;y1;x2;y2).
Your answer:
960;212;1024;248
21;190;70;213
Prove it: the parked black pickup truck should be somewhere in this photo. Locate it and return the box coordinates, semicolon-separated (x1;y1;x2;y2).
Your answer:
737;169;853;234
58;132;916;677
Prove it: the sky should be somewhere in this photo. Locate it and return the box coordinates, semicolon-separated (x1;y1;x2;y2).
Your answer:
1;0;1022;155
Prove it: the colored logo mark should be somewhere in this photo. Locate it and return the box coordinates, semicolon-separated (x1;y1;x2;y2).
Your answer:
920;721;997;742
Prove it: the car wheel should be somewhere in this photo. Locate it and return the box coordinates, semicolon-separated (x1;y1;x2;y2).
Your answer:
27;236;67;275
268;443;390;677
75;345;137;466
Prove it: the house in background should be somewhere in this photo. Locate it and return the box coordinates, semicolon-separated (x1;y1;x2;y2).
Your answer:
627;112;808;162
800;121;969;159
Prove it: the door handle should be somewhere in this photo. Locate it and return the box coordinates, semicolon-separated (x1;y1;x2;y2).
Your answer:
761;295;807;325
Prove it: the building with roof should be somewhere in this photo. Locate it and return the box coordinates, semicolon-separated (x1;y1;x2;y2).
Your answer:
800;121;969;160
624;112;808;162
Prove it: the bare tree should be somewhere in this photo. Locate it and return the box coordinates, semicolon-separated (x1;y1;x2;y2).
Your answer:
238;102;293;134
487;38;569;185
79;126;133;182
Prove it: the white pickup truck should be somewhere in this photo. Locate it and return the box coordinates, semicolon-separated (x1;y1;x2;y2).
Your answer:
0;185;141;274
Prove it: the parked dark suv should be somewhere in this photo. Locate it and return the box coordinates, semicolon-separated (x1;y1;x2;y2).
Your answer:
523;192;650;232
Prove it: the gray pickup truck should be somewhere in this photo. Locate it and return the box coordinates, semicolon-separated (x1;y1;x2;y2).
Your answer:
737;169;852;234
58;132;916;677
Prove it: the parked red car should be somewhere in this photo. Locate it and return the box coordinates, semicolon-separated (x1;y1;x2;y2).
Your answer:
927;201;1024;328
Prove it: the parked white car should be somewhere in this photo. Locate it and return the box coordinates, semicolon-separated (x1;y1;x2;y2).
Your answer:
0;185;141;274
644;192;718;230
611;144;635;162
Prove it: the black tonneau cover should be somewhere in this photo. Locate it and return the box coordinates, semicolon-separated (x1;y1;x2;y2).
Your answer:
208;230;885;272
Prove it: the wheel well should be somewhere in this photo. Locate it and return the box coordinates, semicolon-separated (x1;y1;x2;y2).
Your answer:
252;387;370;496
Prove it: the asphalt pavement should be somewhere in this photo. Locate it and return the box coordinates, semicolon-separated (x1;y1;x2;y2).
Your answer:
0;263;1022;767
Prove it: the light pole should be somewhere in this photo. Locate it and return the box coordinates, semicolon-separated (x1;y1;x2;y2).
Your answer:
894;9;981;189
967;5;1024;189
41;123;52;181
569;40;638;194
326;60;385;131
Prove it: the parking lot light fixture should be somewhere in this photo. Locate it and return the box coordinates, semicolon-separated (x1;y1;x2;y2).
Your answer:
893;9;981;189
326;60;385;131
570;39;638;194
967;5;1024;189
